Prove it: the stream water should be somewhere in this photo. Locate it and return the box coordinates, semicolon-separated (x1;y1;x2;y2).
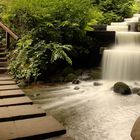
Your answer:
24;80;140;140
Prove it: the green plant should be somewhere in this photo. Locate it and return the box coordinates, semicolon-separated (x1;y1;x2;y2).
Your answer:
9;35;72;81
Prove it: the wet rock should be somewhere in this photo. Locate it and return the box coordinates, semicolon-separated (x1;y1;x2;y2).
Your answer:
31;93;41;98
74;86;80;90
113;82;131;95
93;82;102;86
65;73;77;82
132;87;140;94
131;116;140;140
134;82;140;86
72;79;81;84
137;92;140;96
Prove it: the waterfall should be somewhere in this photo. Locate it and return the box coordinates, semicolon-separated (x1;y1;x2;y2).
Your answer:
102;14;140;81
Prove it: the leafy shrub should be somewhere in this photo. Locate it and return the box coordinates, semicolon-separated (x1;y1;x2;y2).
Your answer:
9;35;72;81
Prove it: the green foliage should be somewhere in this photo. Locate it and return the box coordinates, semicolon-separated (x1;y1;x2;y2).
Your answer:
91;0;135;24
2;0;94;81
2;0;92;38
132;1;140;13
9;35;72;81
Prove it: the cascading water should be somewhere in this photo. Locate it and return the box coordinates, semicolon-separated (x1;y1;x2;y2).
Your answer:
103;15;140;81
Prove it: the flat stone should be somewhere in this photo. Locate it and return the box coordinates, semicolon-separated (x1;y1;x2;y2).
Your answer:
131;117;140;140
0;80;16;85
0;107;11;122
15;116;66;139
8;105;46;120
0;76;12;81
0;121;17;139
0;96;33;107
0;89;25;98
0;85;19;91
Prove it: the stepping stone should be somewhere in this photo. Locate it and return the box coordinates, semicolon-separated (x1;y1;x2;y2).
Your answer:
0;96;33;107
0;121;17;139
0;62;7;67
0;58;7;62
0;89;25;98
0;85;19;91
8;105;46;120
0;67;8;74
15;116;66;139
0;107;11;122
0;75;13;81
0;105;46;122
0;80;16;85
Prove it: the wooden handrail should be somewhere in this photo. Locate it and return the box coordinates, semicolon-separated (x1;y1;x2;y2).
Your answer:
0;22;19;48
0;22;19;40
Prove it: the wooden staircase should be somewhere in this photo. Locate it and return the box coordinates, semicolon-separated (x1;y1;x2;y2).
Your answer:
0;45;8;74
0;22;73;140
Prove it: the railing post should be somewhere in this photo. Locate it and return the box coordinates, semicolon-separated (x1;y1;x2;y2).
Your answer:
6;31;10;49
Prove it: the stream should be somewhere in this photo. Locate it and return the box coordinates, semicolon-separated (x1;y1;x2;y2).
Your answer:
24;80;140;140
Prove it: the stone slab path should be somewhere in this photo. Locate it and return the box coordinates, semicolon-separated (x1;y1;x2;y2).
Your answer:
0;89;25;98
0;74;72;140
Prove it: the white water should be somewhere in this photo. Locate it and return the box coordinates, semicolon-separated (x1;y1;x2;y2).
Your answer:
25;81;140;140
103;14;140;81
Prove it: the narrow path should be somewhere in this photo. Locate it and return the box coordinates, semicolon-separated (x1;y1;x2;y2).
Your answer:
0;46;73;139
0;74;69;139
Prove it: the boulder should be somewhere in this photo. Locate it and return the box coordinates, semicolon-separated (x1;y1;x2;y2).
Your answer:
113;82;131;95
93;82;102;86
131;117;140;140
132;87;140;94
72;79;81;84
65;73;77;82
74;86;80;90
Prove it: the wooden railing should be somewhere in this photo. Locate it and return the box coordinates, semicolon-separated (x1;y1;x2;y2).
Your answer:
0;22;19;48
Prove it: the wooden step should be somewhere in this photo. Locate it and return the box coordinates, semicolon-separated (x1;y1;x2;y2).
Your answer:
0;105;46;122
0;67;8;74
0;48;6;53
0;96;33;107
0;116;66;139
0;58;7;62
15;116;66;139
0;75;13;81
0;85;19;91
0;80;15;85
0;121;17;139
0;62;7;67
0;89;25;98
8;105;46;121
0;52;7;57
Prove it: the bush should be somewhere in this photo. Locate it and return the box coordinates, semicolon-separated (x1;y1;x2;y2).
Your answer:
9;35;72;81
1;0;97;82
